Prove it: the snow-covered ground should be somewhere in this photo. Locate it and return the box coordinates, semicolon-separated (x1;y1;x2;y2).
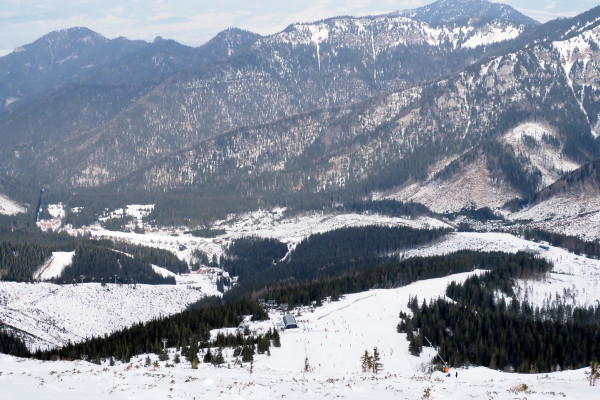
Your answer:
0;273;221;351
1;274;598;399
509;190;600;242
33;251;75;280
47;203;65;219
0;193;26;215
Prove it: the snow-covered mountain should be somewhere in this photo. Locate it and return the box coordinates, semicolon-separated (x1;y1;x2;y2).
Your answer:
400;0;539;26
0;1;536;192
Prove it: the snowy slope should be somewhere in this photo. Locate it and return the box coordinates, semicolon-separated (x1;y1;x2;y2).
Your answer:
0;193;26;215
1;274;598;399
501;122;580;188
378;154;519;213
0;280;218;351
509;191;600;242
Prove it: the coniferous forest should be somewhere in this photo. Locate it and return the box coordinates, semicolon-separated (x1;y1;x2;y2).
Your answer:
398;257;600;373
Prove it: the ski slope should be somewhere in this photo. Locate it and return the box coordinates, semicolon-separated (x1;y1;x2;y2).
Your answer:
1;274;598;399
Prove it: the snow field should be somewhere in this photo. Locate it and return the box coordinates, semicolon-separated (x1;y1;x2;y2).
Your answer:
0;280;217;351
1;274;598;399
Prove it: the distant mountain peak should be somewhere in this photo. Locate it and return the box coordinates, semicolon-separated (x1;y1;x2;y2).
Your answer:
38;27;108;44
400;0;539;26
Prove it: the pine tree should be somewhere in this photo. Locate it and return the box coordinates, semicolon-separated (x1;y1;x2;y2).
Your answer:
304;356;311;373
272;329;281;347
587;360;600;386
361;350;372;373
213;348;225;365
372;347;382;374
204;347;213;363
241;345;254;363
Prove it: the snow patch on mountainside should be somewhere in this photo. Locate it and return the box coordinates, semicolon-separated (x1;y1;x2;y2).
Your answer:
461;23;521;48
553;24;600;137
47;203;65;218
272;14;524;52
379;155;518;212
0;193;26;215
509;190;600;241
501;122;580;188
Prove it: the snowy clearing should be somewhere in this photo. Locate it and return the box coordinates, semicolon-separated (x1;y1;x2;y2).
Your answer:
33;251;75;281
81;208;452;265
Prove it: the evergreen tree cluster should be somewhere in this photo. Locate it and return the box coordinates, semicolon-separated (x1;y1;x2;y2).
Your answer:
222;226;450;289
110;242;188;274
398;258;600;373
34;297;268;362
361;347;383;374
0;241;52;281
220;236;288;282
0;331;29;357
340;200;432;219
230;251;542;309
521;228;600;259
57;242;175;285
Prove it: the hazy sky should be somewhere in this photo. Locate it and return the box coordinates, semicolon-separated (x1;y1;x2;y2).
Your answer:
0;0;598;56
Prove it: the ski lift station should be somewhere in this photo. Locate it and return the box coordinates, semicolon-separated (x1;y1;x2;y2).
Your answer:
283;314;298;329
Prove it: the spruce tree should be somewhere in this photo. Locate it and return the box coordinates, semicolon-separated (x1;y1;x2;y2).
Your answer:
361;350;372;373
372;347;382;374
204;347;213;363
272;329;281;347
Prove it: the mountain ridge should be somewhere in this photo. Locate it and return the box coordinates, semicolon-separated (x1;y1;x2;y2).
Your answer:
1;1;599;225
